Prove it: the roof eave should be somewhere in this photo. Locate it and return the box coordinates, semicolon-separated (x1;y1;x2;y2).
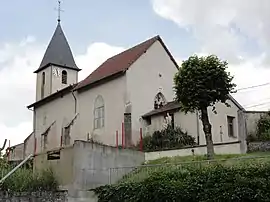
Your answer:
34;63;81;73
27;84;75;109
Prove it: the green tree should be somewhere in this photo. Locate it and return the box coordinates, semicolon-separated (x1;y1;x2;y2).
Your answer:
174;55;236;159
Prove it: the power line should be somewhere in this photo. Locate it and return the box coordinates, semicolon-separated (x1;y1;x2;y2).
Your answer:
235;82;270;92
245;101;270;109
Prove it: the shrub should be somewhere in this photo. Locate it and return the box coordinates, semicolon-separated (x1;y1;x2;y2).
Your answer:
94;163;270;202
256;113;270;141
0;167;58;193
137;125;196;152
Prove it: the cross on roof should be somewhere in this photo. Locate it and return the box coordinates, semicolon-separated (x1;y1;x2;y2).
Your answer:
55;0;64;23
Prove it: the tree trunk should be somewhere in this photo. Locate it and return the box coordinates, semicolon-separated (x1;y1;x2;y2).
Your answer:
200;107;214;159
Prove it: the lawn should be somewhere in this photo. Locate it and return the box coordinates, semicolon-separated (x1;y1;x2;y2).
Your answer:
118;151;270;183
147;151;270;165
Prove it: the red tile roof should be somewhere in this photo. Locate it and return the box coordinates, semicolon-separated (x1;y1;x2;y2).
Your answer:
75;35;179;91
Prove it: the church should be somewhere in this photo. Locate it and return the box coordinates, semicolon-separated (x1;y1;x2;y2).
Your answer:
6;18;247;161
24;20;178;154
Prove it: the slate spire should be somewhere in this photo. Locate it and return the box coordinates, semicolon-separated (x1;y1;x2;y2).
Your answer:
34;22;80;73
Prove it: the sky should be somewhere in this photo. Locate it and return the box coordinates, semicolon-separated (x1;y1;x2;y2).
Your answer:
1;0;270;147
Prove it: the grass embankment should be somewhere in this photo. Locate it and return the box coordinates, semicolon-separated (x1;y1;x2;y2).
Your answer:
95;152;270;201
0;160;58;193
120;152;270;183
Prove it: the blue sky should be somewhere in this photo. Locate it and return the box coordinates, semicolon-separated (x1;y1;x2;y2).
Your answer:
2;0;270;146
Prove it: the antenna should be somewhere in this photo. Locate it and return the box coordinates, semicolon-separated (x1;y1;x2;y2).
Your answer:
55;0;64;23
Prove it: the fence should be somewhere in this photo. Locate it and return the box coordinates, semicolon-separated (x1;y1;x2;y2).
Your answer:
79;154;270;188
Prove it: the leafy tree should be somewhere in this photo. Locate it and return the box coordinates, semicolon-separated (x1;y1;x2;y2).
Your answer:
174;55;236;159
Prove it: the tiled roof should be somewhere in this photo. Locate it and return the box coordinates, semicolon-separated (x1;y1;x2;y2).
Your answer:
34;23;80;73
142;101;181;118
142;95;245;118
75;35;178;91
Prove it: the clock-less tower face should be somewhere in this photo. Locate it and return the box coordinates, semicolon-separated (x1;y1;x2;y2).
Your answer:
52;67;61;77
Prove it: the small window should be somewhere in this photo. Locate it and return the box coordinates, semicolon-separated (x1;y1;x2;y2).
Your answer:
43;134;48;150
41;72;45;98
227;116;235;138
62;70;67;84
42;72;45;84
94;95;105;129
145;117;151;126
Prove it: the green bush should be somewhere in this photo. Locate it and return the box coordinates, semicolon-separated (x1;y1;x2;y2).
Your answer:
137;125;196;152
0;167;58;193
256;113;270;141
94;163;270;202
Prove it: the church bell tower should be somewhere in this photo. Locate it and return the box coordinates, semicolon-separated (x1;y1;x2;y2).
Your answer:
34;2;81;101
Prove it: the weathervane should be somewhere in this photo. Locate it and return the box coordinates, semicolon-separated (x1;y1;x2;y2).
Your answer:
55;0;64;23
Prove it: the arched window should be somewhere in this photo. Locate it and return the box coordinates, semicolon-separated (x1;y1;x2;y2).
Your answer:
41;72;45;98
94;95;105;129
154;92;166;109
62;70;67;84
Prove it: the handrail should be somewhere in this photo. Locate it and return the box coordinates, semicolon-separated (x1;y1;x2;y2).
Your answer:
0;154;33;184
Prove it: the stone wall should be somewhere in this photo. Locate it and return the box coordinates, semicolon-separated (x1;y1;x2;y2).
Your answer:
33;140;145;192
248;141;270;152
0;191;68;202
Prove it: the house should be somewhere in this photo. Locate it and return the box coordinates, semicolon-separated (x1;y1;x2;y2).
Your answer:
142;95;247;154
6;143;24;164
23;19;247;155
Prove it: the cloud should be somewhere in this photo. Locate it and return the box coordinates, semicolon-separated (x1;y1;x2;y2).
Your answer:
152;0;270;110
152;0;270;63
0;37;124;148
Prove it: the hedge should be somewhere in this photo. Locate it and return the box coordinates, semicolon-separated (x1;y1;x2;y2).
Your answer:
137;125;196;152
94;163;270;202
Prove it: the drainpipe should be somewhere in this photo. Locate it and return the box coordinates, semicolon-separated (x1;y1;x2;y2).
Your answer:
196;110;200;145
71;90;77;114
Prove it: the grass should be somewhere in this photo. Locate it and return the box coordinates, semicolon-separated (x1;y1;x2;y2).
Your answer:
118;151;270;183
147;151;270;165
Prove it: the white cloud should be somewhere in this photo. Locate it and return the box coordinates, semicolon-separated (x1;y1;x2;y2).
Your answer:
152;0;270;110
152;0;270;63
0;37;124;149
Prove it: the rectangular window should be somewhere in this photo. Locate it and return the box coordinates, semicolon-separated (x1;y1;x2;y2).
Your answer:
43;134;48;150
94;107;104;129
227;116;235;138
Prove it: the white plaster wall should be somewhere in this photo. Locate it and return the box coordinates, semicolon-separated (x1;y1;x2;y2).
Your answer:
203;100;239;145
126;40;178;144
51;65;78;94
34;92;76;153
24;133;35;158
174;112;198;139
9;143;24;161
148;99;240;145
77;75;127;146
245;111;267;135
35;65;78;102
145;143;241;161
36;67;51;101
